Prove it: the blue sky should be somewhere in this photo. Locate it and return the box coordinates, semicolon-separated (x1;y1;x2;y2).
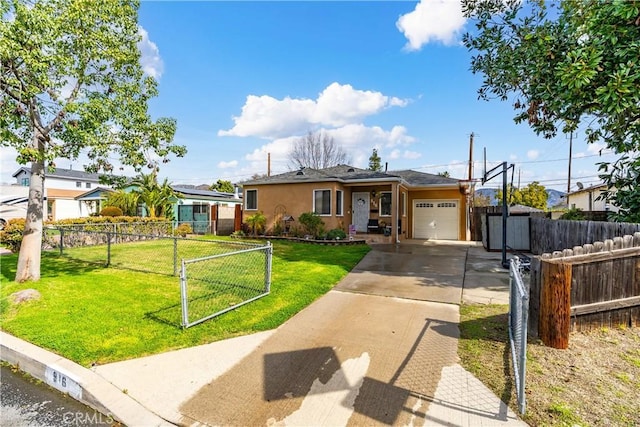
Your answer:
1;0;618;191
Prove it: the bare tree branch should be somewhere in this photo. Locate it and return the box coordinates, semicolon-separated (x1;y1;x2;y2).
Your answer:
288;130;351;170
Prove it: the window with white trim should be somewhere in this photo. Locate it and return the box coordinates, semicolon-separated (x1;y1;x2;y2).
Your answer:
313;189;331;215
246;189;257;210
380;192;392;216
336;190;343;216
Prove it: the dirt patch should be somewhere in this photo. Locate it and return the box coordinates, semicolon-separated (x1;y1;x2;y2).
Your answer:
459;304;640;426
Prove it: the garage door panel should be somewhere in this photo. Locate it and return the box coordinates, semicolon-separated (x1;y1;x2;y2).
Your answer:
413;200;458;240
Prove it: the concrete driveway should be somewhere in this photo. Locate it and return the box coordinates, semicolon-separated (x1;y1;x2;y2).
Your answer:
96;241;523;426
335;242;469;304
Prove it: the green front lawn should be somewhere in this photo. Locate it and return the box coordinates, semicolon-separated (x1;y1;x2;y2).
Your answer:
0;240;369;366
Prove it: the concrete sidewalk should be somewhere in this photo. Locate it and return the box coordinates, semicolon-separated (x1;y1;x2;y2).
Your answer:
2;241;526;426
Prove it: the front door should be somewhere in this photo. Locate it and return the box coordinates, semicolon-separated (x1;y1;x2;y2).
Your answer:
352;192;370;232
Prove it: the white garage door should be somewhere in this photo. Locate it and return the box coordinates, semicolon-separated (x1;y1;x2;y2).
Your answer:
413;200;459;240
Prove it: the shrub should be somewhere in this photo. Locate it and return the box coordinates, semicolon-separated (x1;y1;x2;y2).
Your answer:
271;221;283;236
560;208;586;220
230;230;245;238
327;228;347;240
298;212;324;238
0;218;26;252
100;206;124;217
245;212;267;236
174;223;192;237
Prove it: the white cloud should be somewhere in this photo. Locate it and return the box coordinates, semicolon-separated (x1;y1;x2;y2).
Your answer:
239;124;418;176
138;27;163;79
396;0;466;51
218;160;238;169
0;147;20;184
219;82;409;139
391;149;421;161
527;150;539;160
403;150;422;160
586;141;608;155
509;154;518;161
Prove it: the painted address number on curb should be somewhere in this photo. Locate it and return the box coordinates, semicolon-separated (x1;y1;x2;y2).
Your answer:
45;366;82;400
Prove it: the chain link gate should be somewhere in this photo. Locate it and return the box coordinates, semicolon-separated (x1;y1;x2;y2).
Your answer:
180;242;272;328
509;256;529;415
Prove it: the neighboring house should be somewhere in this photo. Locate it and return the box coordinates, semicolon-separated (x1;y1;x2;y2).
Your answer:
75;187;115;216
241;164;471;241
11;167;115;220
0;185;48;228
171;186;243;235
565;184;619;213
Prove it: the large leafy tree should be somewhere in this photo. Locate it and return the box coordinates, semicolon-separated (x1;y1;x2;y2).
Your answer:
1;0;186;281
210;179;234;193
462;0;640;222
496;181;548;210
288;130;351;170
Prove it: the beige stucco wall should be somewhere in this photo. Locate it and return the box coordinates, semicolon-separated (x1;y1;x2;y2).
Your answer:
243;182;468;241
568;188;619;212
243;182;353;234
407;188;468;240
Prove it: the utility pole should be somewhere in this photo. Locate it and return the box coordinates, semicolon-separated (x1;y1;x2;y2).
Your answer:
468;132;474;180
567;132;573;194
267;152;271;177
467;132;474;241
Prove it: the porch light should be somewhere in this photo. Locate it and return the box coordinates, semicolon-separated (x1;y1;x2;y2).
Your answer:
371;190;377;198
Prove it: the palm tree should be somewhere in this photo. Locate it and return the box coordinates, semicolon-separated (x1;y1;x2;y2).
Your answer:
245;212;266;236
131;171;177;218
104;190;139;216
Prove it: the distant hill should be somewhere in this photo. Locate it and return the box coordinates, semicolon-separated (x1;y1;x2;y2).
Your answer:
475;188;566;209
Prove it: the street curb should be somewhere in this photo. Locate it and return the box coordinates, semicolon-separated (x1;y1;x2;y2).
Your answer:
1;332;173;426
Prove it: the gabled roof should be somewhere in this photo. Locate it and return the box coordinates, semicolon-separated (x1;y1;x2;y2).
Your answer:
509;204;544;213
171;186;241;202
566;183;607;196
12;166;122;183
241;164;460;188
391;169;460;187
75;187;115;201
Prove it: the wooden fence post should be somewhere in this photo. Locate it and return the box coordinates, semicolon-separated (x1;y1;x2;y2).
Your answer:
540;260;572;349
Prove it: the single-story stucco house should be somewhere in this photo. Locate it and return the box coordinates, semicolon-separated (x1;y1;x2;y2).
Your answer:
240;164;471;242
565;183;619;213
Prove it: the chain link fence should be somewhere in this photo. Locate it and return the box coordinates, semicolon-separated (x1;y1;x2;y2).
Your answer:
44;225;271;327
44;224;259;275
509;256;529;415
180;242;272;328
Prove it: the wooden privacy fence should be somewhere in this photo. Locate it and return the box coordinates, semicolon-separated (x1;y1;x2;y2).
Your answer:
529;233;640;349
530;217;640;255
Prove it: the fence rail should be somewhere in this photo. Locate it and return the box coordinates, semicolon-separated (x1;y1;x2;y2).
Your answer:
509;257;529;415
44;226;259;276
530;217;640;255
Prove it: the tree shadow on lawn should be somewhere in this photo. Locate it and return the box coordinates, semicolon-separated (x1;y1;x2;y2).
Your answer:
0;252;106;280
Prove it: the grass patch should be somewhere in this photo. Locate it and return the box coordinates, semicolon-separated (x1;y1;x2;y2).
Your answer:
1;240;369;366
547;402;585;426
458;303;640;427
